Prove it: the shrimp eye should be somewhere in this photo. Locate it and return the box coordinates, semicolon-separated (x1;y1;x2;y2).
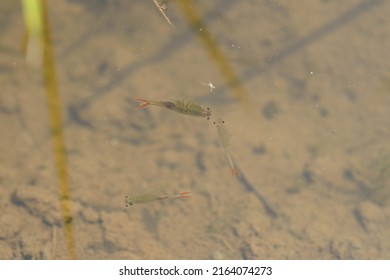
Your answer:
164;101;176;109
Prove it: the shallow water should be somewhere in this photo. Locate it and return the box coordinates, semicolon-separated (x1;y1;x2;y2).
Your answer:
1;0;390;259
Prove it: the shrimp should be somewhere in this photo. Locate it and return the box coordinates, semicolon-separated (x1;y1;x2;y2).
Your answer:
135;98;211;119
124;191;191;207
214;118;241;177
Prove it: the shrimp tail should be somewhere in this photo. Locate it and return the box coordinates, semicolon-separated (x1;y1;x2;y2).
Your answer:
177;191;191;199
157;195;169;201
135;98;150;109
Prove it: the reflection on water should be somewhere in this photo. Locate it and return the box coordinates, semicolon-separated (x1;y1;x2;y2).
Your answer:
0;0;390;259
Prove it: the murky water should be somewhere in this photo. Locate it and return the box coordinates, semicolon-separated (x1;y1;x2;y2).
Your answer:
1;0;389;259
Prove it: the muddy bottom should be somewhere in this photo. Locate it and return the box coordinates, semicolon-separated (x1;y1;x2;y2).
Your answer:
0;0;390;259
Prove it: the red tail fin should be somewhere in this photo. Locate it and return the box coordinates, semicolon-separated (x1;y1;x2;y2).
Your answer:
178;192;191;199
135;98;150;109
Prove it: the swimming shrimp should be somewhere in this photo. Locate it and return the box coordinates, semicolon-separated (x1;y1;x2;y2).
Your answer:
214;118;241;177
124;191;191;207
135;98;211;119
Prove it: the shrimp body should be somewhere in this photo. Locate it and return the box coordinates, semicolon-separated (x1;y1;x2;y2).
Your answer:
214;118;241;177
125;191;191;207
136;98;211;118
